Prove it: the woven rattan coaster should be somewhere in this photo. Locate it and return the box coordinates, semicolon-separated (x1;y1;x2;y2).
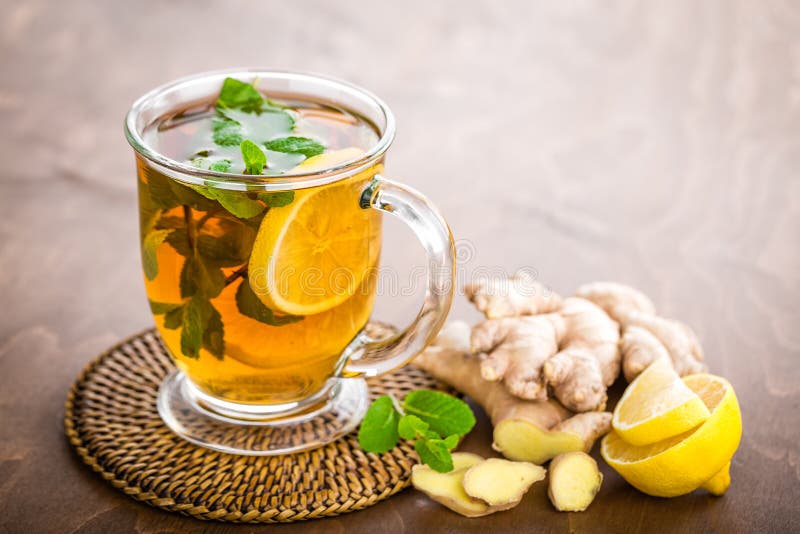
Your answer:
64;327;451;523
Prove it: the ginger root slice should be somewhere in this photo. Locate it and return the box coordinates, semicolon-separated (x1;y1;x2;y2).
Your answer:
465;271;562;319
411;453;490;518
462;458;546;509
547;452;603;512
414;345;611;464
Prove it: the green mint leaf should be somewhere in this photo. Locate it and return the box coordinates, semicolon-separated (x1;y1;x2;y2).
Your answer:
165;229;192;257
163;305;184;330
189;155;233;174
170;182;218;212
144;167;180;210
180;297;212;358
202;303;225;359
197;235;249;267
179;256;226;299
217;77;264;113
212;117;244;147
264;136;325;158
241;140;266;175
213;190;266;219
397;414;431;440
154;215;185;230
148;300;182;315
402;390;476;438
414;438;454;473
442;434;459;449
257;191;294;207
358;395;401;453
235;278;303;326
142;229;170;280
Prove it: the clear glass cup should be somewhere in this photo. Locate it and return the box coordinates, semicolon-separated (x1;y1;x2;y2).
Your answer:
125;70;455;455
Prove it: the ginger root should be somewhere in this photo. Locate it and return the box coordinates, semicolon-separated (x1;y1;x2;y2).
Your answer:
411;452;490;517
547;452;603;512
412;453;546;518
465;270;562;319
575;282;706;380
462;458;546;509
468;273;620;411
414;332;611;464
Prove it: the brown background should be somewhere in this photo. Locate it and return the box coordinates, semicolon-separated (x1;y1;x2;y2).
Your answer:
1;1;798;532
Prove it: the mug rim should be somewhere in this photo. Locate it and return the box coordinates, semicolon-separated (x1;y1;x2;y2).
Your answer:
124;68;396;191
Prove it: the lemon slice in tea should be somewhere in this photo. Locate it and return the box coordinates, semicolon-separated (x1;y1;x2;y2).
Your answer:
248;148;381;316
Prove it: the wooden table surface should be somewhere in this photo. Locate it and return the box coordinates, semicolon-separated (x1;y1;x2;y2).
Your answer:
1;1;798;532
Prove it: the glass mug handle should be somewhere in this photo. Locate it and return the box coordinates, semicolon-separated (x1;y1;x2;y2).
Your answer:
339;174;456;378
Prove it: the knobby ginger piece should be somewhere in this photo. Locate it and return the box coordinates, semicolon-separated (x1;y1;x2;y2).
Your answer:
547;452;603;512
462;458;546;509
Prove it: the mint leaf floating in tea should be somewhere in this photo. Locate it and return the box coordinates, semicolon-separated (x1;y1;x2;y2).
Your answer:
211;117;244;147
358;395;402;453
217;77;265;113
257;191;294;207
358;390;475;472
148;300;183;315
180;256;226;299
202;304;225;359
180;297;214;359
241;139;266;175
142;229;171;280
264;136;325;158
235;278;303;326
163;305;185;330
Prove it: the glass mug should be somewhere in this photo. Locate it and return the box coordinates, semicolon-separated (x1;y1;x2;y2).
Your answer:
125;70;455;454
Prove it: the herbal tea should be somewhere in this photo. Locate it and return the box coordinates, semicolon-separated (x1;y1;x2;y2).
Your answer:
138;78;383;404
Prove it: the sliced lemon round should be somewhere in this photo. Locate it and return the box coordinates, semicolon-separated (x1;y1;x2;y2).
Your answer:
612;357;711;446
601;373;742;497
248;148;381;316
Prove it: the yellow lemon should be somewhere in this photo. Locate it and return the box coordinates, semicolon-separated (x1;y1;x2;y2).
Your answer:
612;357;711;446
248;148;381;316
601;373;742;497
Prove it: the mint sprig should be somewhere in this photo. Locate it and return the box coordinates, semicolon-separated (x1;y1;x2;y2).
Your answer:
241;139;266;175
358;390;476;472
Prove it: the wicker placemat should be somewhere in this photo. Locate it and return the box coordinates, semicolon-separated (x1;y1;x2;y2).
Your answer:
64;328;450;523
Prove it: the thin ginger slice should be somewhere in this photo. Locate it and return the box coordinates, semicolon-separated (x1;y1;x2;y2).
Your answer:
462;458;546;508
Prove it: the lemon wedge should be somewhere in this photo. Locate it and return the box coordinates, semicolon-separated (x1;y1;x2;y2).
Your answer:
601;373;742;497
612;357;711;446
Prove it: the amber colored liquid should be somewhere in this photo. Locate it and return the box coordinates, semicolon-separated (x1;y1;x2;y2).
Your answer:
137;98;382;405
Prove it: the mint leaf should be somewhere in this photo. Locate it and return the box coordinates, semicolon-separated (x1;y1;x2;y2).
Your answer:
414;438;454;473
189;155;233;173
264;136;325;158
142;229;170;280
358;396;401;453
241;140;266;175
217;77;264;113
202;303;225;359
197;234;249;267
179;256;225;299
257;191;294;207
165;229;192;257
180;297;212;358
442;434;459;449
145;167;181;210
212;117;244;147
402;390;476;437
397;414;430;440
148;300;182;315
212;190;265;218
163;305;184;330
170;182;218;212
235;278;303;326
